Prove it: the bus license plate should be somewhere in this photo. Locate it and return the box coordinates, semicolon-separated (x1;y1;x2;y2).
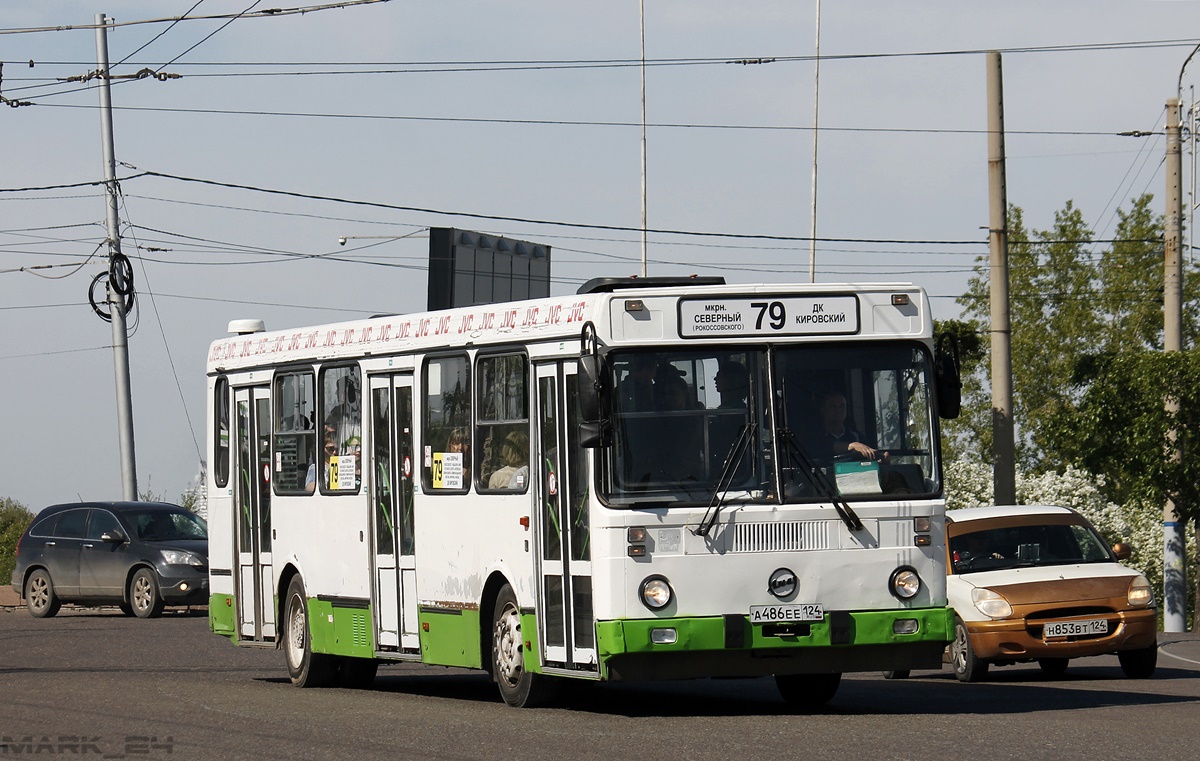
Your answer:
749;604;824;624
1043;618;1108;639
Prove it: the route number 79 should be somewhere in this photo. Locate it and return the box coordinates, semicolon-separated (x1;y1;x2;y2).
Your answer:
751;301;786;330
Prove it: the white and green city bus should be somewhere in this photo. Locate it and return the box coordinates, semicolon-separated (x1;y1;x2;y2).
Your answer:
205;276;961;707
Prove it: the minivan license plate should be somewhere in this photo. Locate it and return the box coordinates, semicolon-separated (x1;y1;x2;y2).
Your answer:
749;604;824;624
1043;618;1108;639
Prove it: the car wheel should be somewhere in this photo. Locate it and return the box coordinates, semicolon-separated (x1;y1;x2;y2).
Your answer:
950;616;989;682
491;583;554;707
118;602;136;617
130;568;165;618
1118;643;1157;679
1037;658;1069;677
284;575;336;687
775;673;842;709
882;670;910;680
25;569;61;618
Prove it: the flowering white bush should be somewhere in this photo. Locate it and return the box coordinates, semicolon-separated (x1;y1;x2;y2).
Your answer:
943;460;1195;602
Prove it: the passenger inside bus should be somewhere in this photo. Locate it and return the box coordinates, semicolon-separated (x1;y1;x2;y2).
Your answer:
447;427;470;485
715;360;749;409
488;430;530;490
618;353;658;412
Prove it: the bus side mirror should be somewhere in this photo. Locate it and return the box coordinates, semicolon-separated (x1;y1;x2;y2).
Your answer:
935;333;962;420
578;354;611;448
578;322;612;448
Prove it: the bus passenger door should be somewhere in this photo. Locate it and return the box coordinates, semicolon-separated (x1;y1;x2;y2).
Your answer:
369;374;418;652
534;362;597;672
234;385;275;641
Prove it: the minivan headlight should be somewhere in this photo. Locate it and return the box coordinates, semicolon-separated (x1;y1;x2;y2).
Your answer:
971;587;1012;619
1128;575;1155;607
161;549;204;567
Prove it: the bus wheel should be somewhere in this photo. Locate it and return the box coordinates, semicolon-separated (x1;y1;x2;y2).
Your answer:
950;616;988;682
284;576;336;687
25;569;61;618
491;584;552;707
130;568;165;618
775;673;841;709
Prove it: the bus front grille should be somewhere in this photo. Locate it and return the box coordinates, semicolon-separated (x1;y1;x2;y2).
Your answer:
730;521;831;553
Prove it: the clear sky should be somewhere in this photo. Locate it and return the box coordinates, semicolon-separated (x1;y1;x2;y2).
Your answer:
3;0;1199;510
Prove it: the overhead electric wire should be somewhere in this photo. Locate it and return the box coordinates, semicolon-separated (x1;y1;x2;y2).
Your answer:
0;0;392;36
22;101;1148;138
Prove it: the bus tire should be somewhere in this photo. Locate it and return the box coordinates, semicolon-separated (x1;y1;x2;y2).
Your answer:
130;568;165;618
25;568;61;618
284;576;336;687
491;583;553;707
950;616;988;682
775;672;841;709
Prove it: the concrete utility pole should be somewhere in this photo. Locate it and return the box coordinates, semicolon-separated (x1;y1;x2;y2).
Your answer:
1163;97;1187;632
96;13;139;501
986;52;1016;506
807;0;821;283
639;0;648;278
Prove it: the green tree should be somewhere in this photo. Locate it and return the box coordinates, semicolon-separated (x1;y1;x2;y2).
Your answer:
1;497;35;588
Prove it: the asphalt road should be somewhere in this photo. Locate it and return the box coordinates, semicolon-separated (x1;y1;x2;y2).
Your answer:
1;605;1199;761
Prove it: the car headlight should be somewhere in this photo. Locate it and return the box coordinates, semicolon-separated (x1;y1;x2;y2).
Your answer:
889;567;921;599
161;549;204;567
1128;575;1155;607
639;575;673;610
971;587;1012;619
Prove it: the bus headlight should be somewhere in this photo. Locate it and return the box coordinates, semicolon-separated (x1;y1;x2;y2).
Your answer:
888;567;921;599
639;575;673;610
1128;575;1155;607
971;587;1012;619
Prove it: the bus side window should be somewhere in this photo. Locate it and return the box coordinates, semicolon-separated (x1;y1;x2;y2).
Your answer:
214;376;230;488
273;371;315;494
476;353;529;492
320;365;362;493
423;354;471;492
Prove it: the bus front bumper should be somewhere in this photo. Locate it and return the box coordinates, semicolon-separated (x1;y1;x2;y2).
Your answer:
595;607;954;681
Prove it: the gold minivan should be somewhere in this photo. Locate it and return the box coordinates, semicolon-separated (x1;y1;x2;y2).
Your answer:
939;504;1157;681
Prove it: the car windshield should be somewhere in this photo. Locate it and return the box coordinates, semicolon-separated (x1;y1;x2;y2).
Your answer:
599;341;940;506
950;521;1113;574
128;510;208;541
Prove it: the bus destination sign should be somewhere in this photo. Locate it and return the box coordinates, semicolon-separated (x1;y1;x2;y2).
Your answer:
678;295;860;338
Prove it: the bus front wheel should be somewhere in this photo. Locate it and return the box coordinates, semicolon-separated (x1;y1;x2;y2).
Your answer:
284;576;336;687
491;583;554;707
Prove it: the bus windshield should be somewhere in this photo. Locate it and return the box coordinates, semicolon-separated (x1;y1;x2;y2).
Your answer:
601;342;940;506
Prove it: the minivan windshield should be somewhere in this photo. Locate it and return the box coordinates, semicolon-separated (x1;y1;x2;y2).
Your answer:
950;521;1113;574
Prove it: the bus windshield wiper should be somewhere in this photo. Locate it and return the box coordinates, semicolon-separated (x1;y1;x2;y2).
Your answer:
777;428;864;532
694;422;755;537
